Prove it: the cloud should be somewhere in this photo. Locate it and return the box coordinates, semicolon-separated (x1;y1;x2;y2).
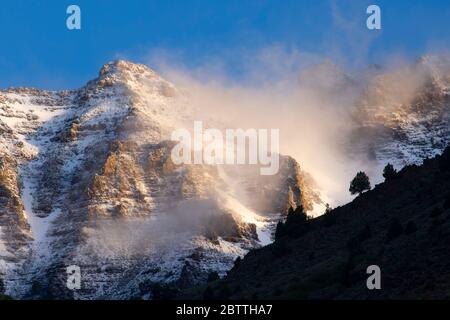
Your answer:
134;45;371;207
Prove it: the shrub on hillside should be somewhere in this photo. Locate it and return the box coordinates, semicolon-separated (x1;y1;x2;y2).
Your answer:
274;221;286;240
287;206;307;222
349;172;371;196
383;163;398;181
275;206;310;240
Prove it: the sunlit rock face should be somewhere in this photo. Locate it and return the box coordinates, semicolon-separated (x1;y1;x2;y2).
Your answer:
1;56;448;299
351;56;450;167
302;57;450;170
0;60;318;299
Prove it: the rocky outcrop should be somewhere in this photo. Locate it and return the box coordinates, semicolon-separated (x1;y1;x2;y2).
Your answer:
0;60;318;299
0;155;30;255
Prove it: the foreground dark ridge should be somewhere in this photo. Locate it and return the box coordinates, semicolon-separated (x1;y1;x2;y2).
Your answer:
189;146;450;299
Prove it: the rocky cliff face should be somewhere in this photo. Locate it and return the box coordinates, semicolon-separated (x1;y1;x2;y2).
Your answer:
0;60;318;299
351;56;450;167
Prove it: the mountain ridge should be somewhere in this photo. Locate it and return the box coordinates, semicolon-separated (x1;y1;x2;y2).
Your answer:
1;56;449;299
0;60;317;299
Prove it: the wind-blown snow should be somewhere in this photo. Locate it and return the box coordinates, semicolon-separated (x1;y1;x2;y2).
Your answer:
3;58;446;299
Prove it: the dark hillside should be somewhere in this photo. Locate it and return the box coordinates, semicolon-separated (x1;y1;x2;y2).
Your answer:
195;146;450;299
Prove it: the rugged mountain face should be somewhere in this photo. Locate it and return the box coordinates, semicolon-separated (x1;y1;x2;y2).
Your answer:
3;56;447;300
198;146;450;299
0;60;318;299
182;57;450;300
351;56;450;167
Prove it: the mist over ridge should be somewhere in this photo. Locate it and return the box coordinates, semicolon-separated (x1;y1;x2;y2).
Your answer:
144;48;450;208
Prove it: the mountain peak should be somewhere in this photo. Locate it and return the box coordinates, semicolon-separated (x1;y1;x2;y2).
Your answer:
92;60;162;90
99;60;156;77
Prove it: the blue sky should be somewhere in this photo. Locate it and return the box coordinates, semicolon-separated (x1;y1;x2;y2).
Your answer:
0;0;449;89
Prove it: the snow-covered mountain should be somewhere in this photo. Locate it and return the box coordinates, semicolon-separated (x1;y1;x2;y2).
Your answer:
0;60;319;299
299;57;450;169
2;56;448;300
351;55;450;167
